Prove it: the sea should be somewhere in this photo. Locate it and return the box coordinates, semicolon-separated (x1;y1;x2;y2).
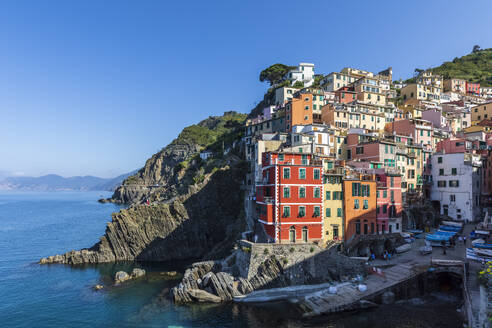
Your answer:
0;191;464;328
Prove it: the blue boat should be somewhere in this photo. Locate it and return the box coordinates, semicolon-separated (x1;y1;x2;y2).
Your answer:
436;230;457;237
439;225;461;232
473;243;492;250
426;234;450;242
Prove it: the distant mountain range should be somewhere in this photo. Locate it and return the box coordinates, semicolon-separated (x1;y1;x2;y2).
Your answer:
0;171;138;192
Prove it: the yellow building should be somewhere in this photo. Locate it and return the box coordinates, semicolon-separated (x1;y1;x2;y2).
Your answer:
401;83;441;104
471;101;492;123
321;103;386;132
323;166;344;243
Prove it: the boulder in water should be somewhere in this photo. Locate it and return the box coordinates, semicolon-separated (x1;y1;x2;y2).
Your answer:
131;268;146;279
115;271;130;284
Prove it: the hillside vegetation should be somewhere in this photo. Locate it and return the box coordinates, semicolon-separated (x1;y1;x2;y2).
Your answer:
406;48;492;86
430;48;492;86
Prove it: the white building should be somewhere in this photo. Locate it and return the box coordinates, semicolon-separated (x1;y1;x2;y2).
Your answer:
290;124;336;156
430;152;482;222
285;63;315;87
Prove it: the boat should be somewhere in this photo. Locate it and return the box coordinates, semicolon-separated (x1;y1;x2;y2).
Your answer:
439;225;461;232
396;244;411;253
467;248;492;262
442;220;463;228
400;232;411;238
472;243;492;250
471;238;486;246
473;248;492;257
419;245;432;255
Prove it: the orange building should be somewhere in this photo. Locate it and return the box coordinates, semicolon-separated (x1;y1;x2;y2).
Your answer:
342;173;377;241
285;93;313;132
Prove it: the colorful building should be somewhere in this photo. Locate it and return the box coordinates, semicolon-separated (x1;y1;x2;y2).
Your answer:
285;93;313;132
466;81;480;96
376;172;402;234
323;166;344;242
342;172;377;241
256;152;323;243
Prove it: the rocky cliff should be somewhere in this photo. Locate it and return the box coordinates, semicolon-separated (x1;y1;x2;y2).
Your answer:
40;112;249;265
41;162;247;265
108;111;246;205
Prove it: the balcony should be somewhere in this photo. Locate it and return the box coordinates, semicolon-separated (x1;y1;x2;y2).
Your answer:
407;152;416;158
262;196;275;204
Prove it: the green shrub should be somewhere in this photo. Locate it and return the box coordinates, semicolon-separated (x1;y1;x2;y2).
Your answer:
282;258;288;264
263;248;269;255
310;247;314;253
289;247;295;253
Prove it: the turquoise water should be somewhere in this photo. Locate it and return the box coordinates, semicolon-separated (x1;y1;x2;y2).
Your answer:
0;191;464;327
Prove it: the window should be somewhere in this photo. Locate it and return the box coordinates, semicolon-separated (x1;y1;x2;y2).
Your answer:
337;208;342;217
449;180;459;187
299;187;306;198
356;147;364;154
355;220;361;234
451;168;457;175
383;190;387;198
439;169;444;176
313;206;320;217
437;180;446;187
383;205;387;213
299;168;306;179
390;190;394;202
314;187;320;198
283;187;290;198
450;195;456;202
305;106;309;110
325;191;331;200
278;154;284;161
363;199;369;209
283;168;290;179
314;169;320;180
298;206;306;218
438;157;443;163
283;206;290;217
333;226;339;238
326;208;331;217
354;199;360;209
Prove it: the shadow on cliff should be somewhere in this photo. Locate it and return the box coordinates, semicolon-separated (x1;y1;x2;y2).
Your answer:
131;162;247;262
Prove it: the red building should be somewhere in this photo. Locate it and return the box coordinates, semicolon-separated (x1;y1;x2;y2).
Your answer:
334;86;357;103
376;172;402;234
256;151;323;243
466;81;480;96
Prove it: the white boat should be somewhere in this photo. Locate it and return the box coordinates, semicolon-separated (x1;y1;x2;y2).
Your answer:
395;244;411;253
471;238;486;246
473;248;492;257
442;220;463;228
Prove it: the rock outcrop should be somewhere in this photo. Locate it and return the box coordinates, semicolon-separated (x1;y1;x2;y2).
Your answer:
40;162;247;265
171;242;367;304
114;268;146;284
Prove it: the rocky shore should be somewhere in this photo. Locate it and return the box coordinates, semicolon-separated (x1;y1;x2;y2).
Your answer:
171;241;366;304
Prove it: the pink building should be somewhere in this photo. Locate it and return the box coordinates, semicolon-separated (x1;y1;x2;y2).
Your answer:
466;82;480;96
385;119;433;149
421;109;447;130
436;137;485;154
376;172;402;233
346;130;397;168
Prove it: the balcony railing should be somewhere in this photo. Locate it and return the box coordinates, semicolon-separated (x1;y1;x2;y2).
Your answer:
262;196;274;204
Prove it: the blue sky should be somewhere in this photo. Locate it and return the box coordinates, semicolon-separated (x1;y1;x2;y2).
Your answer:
1;0;492;178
